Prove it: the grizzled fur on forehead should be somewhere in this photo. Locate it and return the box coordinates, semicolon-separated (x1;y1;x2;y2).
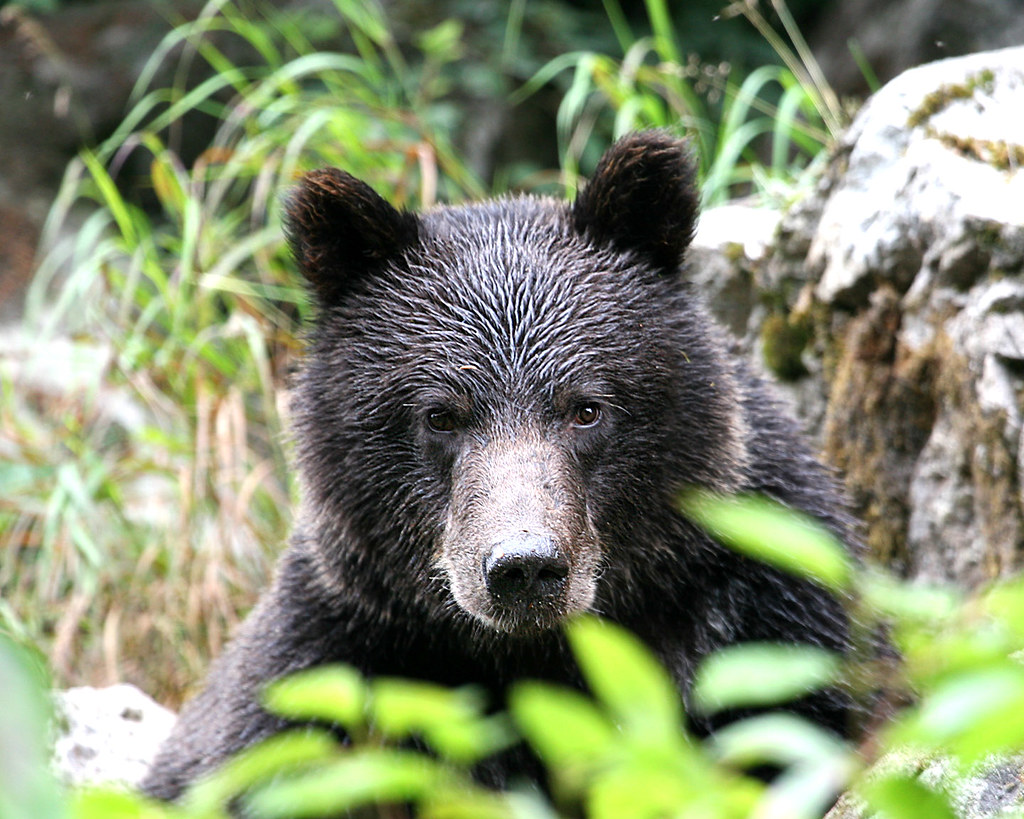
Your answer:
332;198;687;404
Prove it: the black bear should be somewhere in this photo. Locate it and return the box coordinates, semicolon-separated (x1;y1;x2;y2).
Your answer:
142;131;855;801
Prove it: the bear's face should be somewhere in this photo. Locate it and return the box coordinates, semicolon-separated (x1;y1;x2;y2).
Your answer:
286;132;750;636
395;214;669;633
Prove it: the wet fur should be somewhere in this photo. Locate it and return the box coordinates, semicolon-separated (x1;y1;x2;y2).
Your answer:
143;132;855;801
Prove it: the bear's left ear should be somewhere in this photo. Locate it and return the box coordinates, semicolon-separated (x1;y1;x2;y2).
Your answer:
572;131;699;273
285;168;420;304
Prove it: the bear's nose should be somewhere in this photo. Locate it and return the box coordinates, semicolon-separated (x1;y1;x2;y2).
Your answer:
484;534;569;604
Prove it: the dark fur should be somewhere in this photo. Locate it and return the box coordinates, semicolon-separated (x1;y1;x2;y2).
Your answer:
143;131;855;801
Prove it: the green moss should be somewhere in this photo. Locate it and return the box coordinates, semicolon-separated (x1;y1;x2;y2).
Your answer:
821;288;938;570
907;69;1023;172
723;241;746;264
760;311;811;381
907;69;995;128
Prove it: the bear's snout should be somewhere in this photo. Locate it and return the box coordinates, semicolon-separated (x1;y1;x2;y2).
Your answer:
439;430;600;633
484;533;569;605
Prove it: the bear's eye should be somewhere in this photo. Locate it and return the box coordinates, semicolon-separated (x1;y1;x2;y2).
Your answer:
426;409;458;434
571;403;602;428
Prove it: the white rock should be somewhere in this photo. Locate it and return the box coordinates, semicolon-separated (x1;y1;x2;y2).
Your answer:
690;204;781;339
53;684;176;788
810;46;1024;307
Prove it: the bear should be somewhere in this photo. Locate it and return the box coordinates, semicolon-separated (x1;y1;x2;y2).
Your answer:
142;130;856;802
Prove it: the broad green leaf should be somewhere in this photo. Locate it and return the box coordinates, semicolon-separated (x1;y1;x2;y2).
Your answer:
263;665;366;728
245;750;447;818
858;567;959;625
682;491;852;593
370;679;511;763
420;788;520;819
892;666;1024;762
982;578;1024;641
371;679;484;734
68;787;170;818
708;713;847;770
567;616;682;745
510;682;616;771
862;773;957;819
693;643;840;715
0;637;64;819
587;765;690;819
183;731;338;814
588;758;761;819
755;754;857;819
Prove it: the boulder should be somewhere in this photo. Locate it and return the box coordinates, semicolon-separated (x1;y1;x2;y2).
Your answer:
700;46;1024;585
53;684;175;788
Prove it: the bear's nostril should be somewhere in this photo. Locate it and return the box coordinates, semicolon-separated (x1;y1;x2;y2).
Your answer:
484;535;568;604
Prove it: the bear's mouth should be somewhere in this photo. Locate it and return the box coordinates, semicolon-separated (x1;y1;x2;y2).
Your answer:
482;599;576;634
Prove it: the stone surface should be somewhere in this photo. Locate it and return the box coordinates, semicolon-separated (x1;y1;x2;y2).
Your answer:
690;203;780;341
696;46;1024;583
825;753;1024;819
53;684;176;788
809;47;1024;310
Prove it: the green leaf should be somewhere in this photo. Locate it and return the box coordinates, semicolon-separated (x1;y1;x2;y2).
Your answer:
862;773;957;819
681;491;852;593
708;713;847;770
588;758;762;819
757;754;858;819
69;787;167;818
566;616;682;745
263;665;366;728
244;750;447;818
895;666;1024;763
982;577;1024;640
587;764;690;819
859;567;960;625
420;788;521;819
182;731;339;814
692;643;840;715
510;682;617;771
0;637;64;819
370;679;512;763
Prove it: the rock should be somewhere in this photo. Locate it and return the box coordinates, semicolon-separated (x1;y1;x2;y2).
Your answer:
826;752;1024;819
809;46;1024;310
53;684;176;787
905;278;1024;585
688;46;1023;582
691;203;780;341
727;46;1024;583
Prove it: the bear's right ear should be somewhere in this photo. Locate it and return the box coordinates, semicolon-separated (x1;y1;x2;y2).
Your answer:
285;168;420;304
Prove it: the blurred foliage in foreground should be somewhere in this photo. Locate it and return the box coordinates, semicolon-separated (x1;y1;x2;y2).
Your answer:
1;0;848;704
7;495;1024;818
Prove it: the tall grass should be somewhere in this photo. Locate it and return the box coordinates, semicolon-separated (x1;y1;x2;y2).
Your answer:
3;0;482;703
518;0;846;205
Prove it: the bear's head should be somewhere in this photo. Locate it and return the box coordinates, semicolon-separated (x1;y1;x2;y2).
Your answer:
285;131;750;636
